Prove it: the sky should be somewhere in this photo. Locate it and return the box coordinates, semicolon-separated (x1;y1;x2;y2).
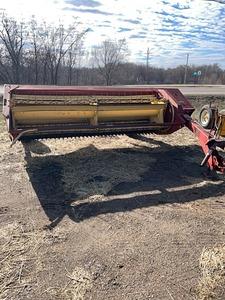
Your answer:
0;0;225;68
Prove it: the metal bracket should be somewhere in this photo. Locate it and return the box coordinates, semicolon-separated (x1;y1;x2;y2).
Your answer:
10;129;38;147
201;138;225;173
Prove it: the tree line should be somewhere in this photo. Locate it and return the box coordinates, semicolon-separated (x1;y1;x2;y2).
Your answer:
0;14;224;86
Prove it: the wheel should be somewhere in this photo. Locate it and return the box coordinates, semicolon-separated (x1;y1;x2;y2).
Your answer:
199;105;215;129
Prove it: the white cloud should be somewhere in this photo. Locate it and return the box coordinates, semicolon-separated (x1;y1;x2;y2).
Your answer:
0;0;224;67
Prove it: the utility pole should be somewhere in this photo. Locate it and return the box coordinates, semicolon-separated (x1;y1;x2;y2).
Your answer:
183;53;189;84
146;47;150;84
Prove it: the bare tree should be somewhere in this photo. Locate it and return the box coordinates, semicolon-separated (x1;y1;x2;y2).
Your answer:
0;47;13;82
28;18;46;84
0;13;224;86
43;22;88;85
0;14;26;83
92;39;129;85
67;44;84;85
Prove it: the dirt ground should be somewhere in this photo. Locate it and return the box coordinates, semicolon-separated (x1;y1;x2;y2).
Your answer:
1;97;225;300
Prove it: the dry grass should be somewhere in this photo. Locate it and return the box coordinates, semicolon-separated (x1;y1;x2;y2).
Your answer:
45;267;92;300
0;221;72;300
60;146;156;198
0;221;43;299
0;117;10;151
197;245;225;300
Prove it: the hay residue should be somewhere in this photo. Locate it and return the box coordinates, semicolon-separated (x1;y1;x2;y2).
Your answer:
60;146;156;198
0;221;68;300
64;267;92;300
197;245;225;300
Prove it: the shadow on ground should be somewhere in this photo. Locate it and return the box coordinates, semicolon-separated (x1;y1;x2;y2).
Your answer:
23;136;225;228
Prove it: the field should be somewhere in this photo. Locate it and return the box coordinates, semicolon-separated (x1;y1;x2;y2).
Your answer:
1;96;225;300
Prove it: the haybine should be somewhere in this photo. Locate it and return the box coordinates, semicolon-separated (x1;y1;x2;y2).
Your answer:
2;84;225;173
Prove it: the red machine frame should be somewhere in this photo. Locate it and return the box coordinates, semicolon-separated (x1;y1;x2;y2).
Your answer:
3;85;225;173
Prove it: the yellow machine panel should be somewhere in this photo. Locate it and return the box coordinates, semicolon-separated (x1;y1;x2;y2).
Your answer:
11;95;167;126
217;113;225;137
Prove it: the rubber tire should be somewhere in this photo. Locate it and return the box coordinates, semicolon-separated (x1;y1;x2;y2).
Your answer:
199;105;215;129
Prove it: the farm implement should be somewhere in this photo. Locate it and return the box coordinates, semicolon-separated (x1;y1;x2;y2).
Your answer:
2;84;225;173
